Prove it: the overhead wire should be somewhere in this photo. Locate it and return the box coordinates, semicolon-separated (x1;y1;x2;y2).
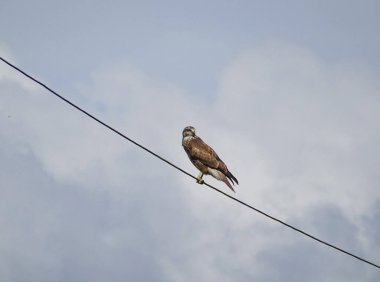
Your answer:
1;56;379;270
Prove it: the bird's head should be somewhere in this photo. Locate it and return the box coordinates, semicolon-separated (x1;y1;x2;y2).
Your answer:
182;126;196;138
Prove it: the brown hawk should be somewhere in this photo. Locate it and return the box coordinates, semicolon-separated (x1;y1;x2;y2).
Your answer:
182;126;238;192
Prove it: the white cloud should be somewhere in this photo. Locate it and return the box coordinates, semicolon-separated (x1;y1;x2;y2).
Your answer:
214;41;380;217
1;41;379;281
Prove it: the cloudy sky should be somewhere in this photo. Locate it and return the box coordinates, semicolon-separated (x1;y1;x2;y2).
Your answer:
1;0;380;281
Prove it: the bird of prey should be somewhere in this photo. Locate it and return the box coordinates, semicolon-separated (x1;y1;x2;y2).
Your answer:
182;126;238;192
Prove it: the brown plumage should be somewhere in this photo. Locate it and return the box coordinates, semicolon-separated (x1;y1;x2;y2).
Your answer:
182;126;238;192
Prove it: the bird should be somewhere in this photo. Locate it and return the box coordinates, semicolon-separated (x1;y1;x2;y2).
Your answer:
182;126;238;192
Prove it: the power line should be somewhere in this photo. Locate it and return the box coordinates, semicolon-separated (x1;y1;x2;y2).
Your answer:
1;56;379;270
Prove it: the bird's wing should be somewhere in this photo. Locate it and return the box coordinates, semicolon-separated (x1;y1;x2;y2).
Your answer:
187;137;228;172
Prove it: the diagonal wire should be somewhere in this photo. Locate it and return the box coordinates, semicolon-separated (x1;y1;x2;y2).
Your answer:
1;56;379;270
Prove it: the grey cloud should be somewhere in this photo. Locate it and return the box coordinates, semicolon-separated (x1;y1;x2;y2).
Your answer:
254;205;370;282
0;128;195;282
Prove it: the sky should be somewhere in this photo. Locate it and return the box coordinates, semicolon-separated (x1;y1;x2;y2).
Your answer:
0;0;380;281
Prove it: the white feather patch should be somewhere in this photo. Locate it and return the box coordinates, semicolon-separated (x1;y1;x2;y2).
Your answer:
183;136;194;142
207;168;223;180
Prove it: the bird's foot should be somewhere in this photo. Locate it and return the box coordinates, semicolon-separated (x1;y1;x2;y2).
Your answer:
196;178;204;185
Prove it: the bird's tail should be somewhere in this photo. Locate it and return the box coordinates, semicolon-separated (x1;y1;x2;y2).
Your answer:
208;168;236;192
227;171;239;186
222;176;235;192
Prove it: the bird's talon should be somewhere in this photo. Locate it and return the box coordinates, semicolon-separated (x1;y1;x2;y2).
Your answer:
196;178;204;185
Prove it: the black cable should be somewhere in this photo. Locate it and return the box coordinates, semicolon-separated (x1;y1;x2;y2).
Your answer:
1;56;379;270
